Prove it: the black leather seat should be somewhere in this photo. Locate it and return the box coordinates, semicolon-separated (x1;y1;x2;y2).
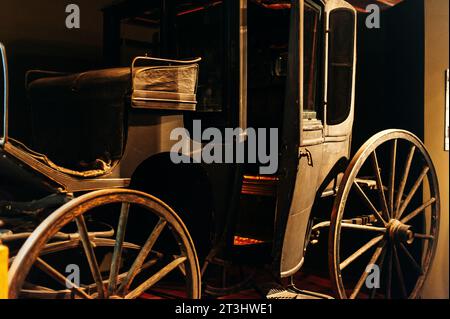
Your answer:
27;68;130;170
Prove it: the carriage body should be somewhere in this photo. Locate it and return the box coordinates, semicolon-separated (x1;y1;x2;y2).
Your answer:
100;0;358;278
0;0;441;300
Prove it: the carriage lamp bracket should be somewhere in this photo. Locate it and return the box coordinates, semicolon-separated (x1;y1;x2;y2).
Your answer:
306;217;320;246
299;149;313;166
309;229;321;245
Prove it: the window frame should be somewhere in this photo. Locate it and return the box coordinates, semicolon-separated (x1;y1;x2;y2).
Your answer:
303;0;323;119
326;7;355;126
322;0;357;137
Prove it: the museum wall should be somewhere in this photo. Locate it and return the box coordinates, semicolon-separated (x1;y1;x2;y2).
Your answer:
421;0;449;299
0;0;111;143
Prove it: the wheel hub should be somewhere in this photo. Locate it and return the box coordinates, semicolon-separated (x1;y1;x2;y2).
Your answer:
388;219;414;244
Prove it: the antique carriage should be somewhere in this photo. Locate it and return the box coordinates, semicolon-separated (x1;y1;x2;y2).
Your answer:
0;0;440;299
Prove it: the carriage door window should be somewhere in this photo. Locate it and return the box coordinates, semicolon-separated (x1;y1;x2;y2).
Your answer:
175;1;224;113
247;1;290;132
303;1;321;119
326;8;356;126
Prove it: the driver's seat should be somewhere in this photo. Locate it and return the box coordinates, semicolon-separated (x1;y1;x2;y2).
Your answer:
26;68;131;172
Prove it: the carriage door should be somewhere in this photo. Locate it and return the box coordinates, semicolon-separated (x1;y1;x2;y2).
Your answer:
323;0;356;140
316;0;357;193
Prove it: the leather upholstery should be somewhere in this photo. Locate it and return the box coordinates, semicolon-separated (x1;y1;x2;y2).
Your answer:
27;68;130;170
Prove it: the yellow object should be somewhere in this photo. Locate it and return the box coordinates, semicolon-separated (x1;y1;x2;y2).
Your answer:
0;244;8;299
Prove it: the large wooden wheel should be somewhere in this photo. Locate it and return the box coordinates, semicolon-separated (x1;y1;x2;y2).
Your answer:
8;189;201;299
329;130;440;299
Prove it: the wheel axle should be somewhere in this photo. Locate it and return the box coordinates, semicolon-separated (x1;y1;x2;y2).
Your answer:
388;220;414;245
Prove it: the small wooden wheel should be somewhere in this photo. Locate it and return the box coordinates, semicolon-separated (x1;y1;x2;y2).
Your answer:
8;189;201;299
329;130;440;299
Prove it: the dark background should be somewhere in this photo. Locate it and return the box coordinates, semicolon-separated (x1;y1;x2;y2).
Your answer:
0;0;111;144
352;0;424;154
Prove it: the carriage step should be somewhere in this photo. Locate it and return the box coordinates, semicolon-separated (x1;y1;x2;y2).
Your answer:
355;177;377;189
266;288;334;299
241;175;278;197
356;178;390;192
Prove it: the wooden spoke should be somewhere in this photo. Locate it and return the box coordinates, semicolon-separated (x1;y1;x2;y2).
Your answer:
84;258;160;293
369;284;377;299
401;198;436;224
388;140;397;214
393;245;408;298
349;241;386;299
414;233;434;240
397;166;429;220
371;150;390;220
340;236;384;271
395;146;416;218
75;215;105;298
119;218;167;294
385;245;393;299
353;181;388;225
23;282;55;292
369;246;387;299
40;238;140;256
139;258;162;272
107;202;130;297
124;257;187;299
34;258;92;299
399;243;423;274
173;255;187;277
